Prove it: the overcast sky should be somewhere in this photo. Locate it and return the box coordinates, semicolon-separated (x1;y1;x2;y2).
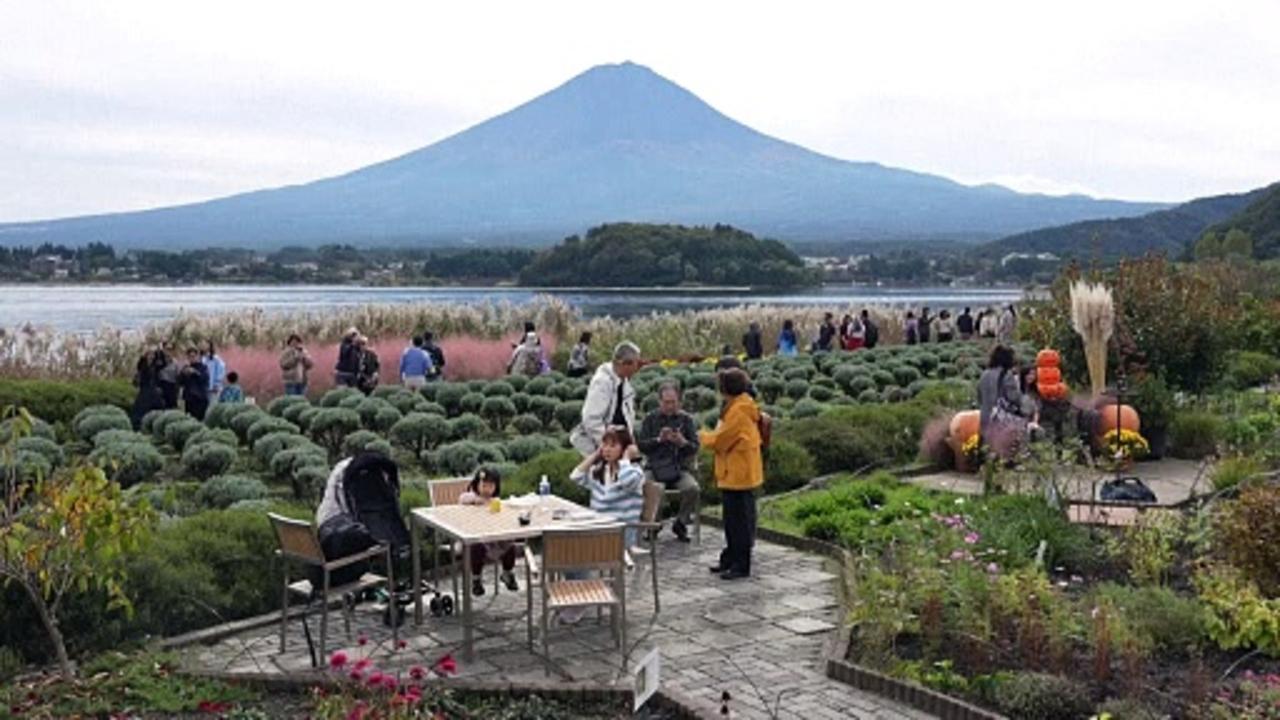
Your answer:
3;0;1277;222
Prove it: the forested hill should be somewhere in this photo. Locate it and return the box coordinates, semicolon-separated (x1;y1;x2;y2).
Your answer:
517;223;820;288
982;186;1266;260
1196;183;1280;259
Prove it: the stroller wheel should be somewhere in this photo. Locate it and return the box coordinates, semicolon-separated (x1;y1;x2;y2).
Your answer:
383;603;404;628
429;595;442;618
441;594;454;616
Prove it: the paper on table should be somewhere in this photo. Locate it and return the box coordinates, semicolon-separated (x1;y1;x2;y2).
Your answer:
504;495;539;508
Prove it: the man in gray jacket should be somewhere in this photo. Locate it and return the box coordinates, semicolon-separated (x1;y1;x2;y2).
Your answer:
570;342;641;456
636;381;700;542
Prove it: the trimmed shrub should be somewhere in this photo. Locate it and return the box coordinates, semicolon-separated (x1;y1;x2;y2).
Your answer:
89;440;163;488
883;386;909;403
1223;350;1280;390
73;408;132;443
205;401;256;430
228;408;270;443
449;413;486;441
253;430;311;466
0;415;55;444
459;392;485;414
417;382;439;402
1095;583;1207;653
319;387;362;408
295;406;321;431
528;396;559;427
505;435;562;463
246;416;300;448
93;429;150;449
163;417;206;451
509;413;544;435
892;365;922;387
342;430;393;458
505;375;529;392
784;379;809;400
687;372;717;390
355;397;402;433
269;444;329;482
871;369;896;390
389;412;451;458
507;449;588;503
790;399;824;418
15;436;65;468
308;407;362;458
548;382;578;401
480;396;517;432
807;385;836;403
756;375;785;404
418;401;448;417
524;377;554;396
337;394;364;410
1169;411;1225;460
763;439;816;494
553;401;583;432
194;474;270;510
184;427;238;451
0;378;132;425
437;441;492;476
266;395;310;418
146;408;189;441
0;449;53;482
782;366;812;382
510;392;532;414
292;464;329;500
384;390;426;415
990;672;1091;720
181;441;237;480
483;381;515;397
682;387;719;413
856;388;881;403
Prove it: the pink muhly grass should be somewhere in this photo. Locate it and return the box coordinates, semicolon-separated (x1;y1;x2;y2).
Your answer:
218;334;559;402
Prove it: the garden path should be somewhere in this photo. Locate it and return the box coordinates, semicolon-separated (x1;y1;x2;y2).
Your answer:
176;533;934;720
907;458;1209;505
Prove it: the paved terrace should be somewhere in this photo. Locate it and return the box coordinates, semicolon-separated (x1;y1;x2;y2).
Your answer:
178;533;933;719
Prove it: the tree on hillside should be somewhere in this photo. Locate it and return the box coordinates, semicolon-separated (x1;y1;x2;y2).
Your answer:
1222;228;1254;258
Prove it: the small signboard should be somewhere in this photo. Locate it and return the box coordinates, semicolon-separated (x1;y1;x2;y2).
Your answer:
632;647;661;711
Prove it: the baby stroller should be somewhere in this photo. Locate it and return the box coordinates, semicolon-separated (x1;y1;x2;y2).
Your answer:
316;452;416;627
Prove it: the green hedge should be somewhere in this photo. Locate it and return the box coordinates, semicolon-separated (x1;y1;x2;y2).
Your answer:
0;379;134;425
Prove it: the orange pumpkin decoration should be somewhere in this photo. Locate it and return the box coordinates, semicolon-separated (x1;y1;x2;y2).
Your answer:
1036;349;1061;368
949;410;980;443
1097;404;1141;435
1040;382;1069;401
1036;366;1062;385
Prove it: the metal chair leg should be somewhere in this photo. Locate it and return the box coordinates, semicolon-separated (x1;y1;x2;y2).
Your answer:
319;572;330;664
279;561;289;654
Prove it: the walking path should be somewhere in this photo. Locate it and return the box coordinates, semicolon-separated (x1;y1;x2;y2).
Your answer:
907;458;1210;504
178;533;933;719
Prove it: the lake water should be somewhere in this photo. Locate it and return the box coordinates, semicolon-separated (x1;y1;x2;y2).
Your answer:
0;284;1024;333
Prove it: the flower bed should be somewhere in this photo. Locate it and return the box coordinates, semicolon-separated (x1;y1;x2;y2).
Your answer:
752;473;1280;719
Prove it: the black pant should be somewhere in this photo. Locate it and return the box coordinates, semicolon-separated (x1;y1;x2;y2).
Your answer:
185;397;208;421
159;381;178;409
720;490;757;575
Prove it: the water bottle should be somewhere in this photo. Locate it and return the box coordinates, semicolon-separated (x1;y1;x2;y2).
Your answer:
538;474;551;505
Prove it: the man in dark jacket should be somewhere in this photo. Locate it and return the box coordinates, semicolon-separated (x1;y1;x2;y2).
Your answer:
860;309;879;349
636;381;701;542
957;307;975;340
742;322;764;360
919;307;933;344
178;347;210;420
816;313;836;351
422;331;446;381
335;327;361;387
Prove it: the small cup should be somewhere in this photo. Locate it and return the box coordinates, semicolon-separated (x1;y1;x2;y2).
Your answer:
488;498;501;513
518;511;532;526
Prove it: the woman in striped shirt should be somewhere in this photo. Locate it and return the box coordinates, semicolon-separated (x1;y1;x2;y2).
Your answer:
570;427;645;549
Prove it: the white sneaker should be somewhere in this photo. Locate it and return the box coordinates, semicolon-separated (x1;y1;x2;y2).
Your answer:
630;546;651;556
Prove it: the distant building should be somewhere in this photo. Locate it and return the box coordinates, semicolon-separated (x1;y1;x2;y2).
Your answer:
28;255;74;278
1000;251;1059;267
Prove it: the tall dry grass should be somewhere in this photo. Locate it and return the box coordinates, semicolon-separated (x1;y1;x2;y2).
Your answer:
2;297;915;383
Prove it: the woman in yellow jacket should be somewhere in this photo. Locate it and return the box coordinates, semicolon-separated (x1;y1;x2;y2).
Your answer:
699;368;763;580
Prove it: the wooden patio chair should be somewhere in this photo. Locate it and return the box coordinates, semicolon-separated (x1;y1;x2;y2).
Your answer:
268;513;395;666
523;526;628;672
427;477;510;597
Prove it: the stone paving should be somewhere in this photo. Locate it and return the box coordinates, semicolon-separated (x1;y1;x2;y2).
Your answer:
907;457;1210;505
179;532;934;719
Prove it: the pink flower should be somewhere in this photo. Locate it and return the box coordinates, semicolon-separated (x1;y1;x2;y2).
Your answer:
354;658;372;671
357;634;369;647
963;532;980;545
397;639;408;650
986;562;999;574
432;653;458;676
348;669;364;682
950;549;967;561
366;671;385;687
329;651;349;669
345;702;367;720
409;665;427;681
382;675;399;691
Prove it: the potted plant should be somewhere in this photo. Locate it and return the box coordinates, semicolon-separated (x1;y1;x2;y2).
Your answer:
1100;428;1150;471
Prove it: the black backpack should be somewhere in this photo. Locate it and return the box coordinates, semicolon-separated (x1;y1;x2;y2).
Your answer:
1099;477;1157;504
